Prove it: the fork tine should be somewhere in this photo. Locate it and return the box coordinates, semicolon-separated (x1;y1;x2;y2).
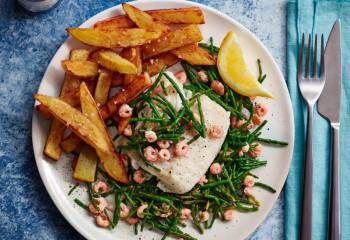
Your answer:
313;34;317;78
297;33;305;80
320;34;325;78
306;33;311;78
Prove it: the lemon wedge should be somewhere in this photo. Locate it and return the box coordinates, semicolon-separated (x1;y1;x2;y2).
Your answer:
217;31;273;98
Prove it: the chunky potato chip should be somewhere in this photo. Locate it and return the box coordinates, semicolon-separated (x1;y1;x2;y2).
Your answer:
122;3;169;33
97;50;138;74
62;60;98;79
80;82;128;183
142;24;203;58
94;68;112;105
171;43;215;65
119;47;143;86
73;145;98;182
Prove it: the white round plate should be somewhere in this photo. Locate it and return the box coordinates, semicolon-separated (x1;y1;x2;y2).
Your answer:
32;1;294;239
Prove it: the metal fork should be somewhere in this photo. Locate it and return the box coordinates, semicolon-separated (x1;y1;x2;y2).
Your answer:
297;33;326;240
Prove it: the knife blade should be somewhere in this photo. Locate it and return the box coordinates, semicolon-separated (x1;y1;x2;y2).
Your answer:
317;19;342;240
318;20;341;123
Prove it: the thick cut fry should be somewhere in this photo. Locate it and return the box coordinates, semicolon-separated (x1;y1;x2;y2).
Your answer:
37;89;80;118
119;47;142;86
100;73;152;120
44;120;66;160
61;134;81;153
143;24;203;58
73;145;98;182
80;82;128;183
62;60;98;79
117;117;130;134
147;7;205;24
122;3;169;33
67;28;161;48
94;69;112;105
35;94;110;154
43;49;89;160
97;50;138;74
93;7;204;30
143;52;179;77
171;44;215;65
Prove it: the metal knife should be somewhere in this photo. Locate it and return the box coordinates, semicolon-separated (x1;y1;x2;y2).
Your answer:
317;19;342;240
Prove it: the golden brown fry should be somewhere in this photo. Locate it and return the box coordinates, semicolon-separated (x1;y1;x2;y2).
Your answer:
122;3;169;33
61;133;81;153
147;7;205;24
62;60;98;79
35;94;110;154
80;82;128;183
44;120;66;160
143;24;203;58
93;7;204;30
94;69;112;105
97;50;138;74
143;52;179;77
73;145;98;182
100;73;152;120
43;49;89;160
171;43;215;65
120;47;143;86
67;28;161;48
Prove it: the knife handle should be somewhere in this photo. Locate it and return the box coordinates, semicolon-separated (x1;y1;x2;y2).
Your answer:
329;123;341;240
300;104;314;240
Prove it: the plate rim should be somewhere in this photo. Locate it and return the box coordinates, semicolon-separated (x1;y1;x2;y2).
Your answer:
32;1;295;239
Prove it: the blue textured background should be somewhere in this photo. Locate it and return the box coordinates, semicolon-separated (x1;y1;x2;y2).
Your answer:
0;0;287;239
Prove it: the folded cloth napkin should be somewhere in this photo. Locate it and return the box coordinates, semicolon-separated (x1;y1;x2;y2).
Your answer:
286;0;350;239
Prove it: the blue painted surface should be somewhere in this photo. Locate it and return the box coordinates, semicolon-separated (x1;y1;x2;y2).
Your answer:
0;0;287;239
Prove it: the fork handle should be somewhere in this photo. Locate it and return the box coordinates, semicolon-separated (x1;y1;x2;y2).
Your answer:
300;104;314;240
329;123;340;240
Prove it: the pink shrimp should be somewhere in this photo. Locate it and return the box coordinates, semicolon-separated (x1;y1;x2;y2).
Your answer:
136;204;148;218
152;84;163;95
145;130;157;143
95;214;110;228
123;124;133;136
133;169;146;184
208;124;224;139
175;71;187;84
243;175;255;187
92;180;109;193
210;163;222;175
88;197;108;215
180;208;192;220
199;211;210;223
254;103;268;117
238;151;244;157
120;202;130;218
118;104;133;118
158;149;171;161
143;146;158;162
157;140;171;149
223;209;234;221
174;140;188;156
249;143;262;158
211;80;225;96
197;70;208;83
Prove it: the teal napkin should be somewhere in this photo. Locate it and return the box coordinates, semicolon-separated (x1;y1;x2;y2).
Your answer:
286;0;350;239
